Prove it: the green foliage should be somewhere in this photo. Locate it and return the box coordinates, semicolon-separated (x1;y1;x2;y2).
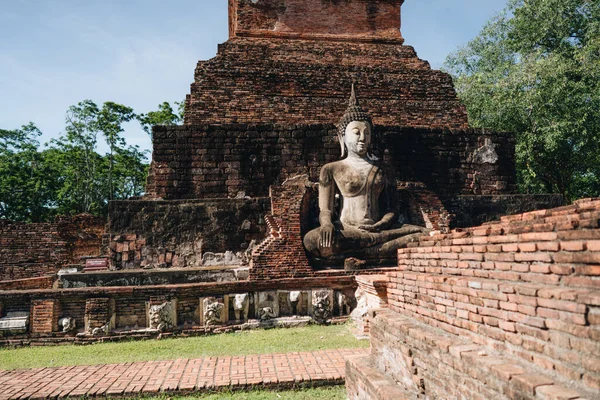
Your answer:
0;324;367;370
0;124;59;222
138;101;183;136
1;100;151;221
444;0;600;200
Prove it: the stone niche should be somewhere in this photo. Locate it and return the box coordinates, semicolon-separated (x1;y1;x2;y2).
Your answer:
309;289;334;324
84;297;116;336
229;293;251;322
146;299;178;332
200;296;228;326
256;291;279;320
278;290;310;317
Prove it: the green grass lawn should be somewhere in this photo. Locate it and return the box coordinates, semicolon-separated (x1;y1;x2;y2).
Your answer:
132;386;346;400
0;324;367;370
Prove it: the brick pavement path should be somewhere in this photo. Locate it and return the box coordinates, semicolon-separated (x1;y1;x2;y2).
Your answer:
0;348;367;399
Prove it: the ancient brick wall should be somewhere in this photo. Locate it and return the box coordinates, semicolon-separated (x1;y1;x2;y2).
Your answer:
108;199;270;269
229;0;404;42
0;277;55;291
0;215;105;281
185;38;468;129
146;124;517;201
385;198;600;395
447;194;564;228
0;275;358;342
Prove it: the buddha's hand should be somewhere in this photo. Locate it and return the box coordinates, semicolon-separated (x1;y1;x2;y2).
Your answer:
358;223;383;232
319;223;335;248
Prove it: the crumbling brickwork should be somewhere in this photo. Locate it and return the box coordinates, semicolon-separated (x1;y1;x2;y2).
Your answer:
185;38;468;129
197;1;462;128
0;277;55;291
108;199;270;269
229;0;404;42
0;215;105;281
145;125;517;201
347;198;600;399
0;275;358;345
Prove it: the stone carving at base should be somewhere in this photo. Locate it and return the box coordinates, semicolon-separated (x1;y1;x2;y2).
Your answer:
148;301;177;332
202;297;226;326
256;292;279;319
290;291;302;315
259;307;276;321
90;323;110;336
336;291;351;316
311;289;333;324
303;86;428;261
0;312;29;335
58;317;76;333
233;293;250;321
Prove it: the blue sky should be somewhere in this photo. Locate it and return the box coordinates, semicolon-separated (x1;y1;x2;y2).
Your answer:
0;0;508;155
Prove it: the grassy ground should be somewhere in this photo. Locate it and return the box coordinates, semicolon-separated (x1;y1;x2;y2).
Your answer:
0;324;367;370
132;386;346;399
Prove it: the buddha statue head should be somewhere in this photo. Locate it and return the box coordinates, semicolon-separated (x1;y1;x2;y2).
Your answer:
337;84;374;159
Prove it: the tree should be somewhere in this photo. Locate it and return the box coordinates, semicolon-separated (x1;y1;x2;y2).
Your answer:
96;102;136;201
0;124;59;222
138;101;182;137
444;0;600;200
61;100;103;214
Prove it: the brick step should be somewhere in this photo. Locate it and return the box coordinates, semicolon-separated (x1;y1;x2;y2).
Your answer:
346;354;413;400
366;309;595;399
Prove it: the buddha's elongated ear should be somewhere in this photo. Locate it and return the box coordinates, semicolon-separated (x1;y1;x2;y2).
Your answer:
338;132;346;158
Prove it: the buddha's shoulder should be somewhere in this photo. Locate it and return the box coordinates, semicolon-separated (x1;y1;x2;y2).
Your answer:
319;160;346;173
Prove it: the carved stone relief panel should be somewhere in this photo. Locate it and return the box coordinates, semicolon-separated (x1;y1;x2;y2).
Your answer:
200;296;227;326
146;299;178;332
256;291;279;320
310;289;334;324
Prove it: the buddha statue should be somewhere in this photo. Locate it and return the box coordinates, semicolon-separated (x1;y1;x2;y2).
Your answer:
303;85;429;260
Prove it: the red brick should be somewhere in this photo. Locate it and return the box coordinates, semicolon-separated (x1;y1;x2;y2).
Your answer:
535;384;583;400
511;373;554;395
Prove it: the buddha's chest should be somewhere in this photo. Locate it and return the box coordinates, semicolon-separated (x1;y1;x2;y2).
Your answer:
335;164;384;198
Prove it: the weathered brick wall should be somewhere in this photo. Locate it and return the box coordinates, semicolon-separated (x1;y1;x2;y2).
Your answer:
250;176;314;279
0;276;358;340
229;0;404;42
0;277;55;291
185;38;468;129
145;125;516;201
386;198;600;394
447;194;564;228
0;215;105;281
108;199;270;269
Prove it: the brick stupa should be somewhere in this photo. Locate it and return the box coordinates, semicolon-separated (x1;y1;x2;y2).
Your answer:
185;0;468;128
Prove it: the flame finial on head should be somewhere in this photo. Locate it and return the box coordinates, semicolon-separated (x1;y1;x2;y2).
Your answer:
337;83;373;157
349;83;358;107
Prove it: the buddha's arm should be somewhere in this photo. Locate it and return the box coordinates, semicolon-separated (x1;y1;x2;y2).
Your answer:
318;165;336;248
359;175;398;232
379;178;399;228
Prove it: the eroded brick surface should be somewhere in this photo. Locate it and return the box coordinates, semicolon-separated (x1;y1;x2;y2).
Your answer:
349;198;600;399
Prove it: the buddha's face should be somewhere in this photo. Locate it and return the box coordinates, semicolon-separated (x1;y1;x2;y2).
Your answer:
344;121;371;157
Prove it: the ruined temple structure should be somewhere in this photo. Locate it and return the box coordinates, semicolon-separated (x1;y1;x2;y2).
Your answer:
1;2;599;399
